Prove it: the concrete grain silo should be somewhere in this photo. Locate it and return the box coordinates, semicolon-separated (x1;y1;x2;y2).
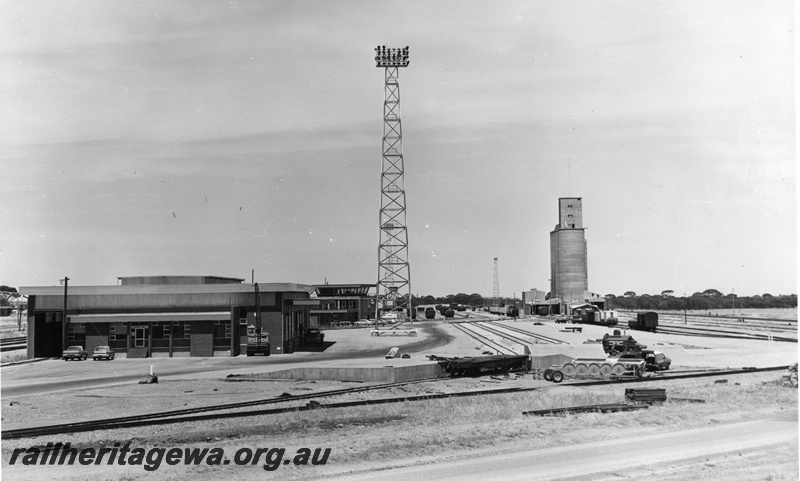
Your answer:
550;197;588;303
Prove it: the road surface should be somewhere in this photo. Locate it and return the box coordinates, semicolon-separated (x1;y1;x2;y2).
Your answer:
334;417;797;480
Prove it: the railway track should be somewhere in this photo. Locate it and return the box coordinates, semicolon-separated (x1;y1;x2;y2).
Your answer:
2;365;790;440
482;321;564;344
615;312;797;342
0;336;27;352
1;378;437;440
1;336;27;345
655;326;796;342
449;322;518;355
473;322;556;349
618;312;797;334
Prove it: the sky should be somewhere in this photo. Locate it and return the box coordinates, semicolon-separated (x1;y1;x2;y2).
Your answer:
0;0;795;298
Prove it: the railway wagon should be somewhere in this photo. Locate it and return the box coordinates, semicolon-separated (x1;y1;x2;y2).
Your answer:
629;311;658;332
437;354;530;377
488;306;519;317
544;357;646;383
573;308;618;326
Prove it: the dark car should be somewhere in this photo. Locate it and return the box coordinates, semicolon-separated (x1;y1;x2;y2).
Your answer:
92;346;116;361
644;351;671;371
305;328;325;346
62;345;88;361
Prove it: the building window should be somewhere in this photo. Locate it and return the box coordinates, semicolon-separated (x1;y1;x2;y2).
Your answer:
567;204;573;208
184;324;191;339
213;323;231;339
239;318;247;325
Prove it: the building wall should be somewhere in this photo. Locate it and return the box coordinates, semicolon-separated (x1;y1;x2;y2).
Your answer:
28;290;277;311
22;283;313;359
550;228;588;302
558;197;583;229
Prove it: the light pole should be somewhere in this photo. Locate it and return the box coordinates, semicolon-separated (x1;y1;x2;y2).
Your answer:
60;277;69;350
732;288;735;316
684;293;687;324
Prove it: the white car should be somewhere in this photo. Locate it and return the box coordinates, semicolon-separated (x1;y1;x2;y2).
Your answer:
354;319;373;327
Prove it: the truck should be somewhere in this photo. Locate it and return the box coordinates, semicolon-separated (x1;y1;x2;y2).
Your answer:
246;326;270;356
629;311;658;332
424;307;436;319
246;283;270;356
305;328;325;346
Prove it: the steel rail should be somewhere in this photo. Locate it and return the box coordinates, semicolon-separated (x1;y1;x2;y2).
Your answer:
0;336;27;345
472;322;536;348
1;378;436;440
617;312;797;333
2;365;791;440
656;326;797;342
482;321;564;344
449;322;517;355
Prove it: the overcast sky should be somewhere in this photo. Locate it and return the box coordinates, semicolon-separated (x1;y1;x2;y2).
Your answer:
1;1;795;298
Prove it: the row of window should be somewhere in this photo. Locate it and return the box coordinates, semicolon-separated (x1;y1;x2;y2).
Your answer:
67;321;235;341
317;300;360;309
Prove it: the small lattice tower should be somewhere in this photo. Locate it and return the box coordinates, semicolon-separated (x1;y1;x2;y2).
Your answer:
374;46;412;322
493;257;500;306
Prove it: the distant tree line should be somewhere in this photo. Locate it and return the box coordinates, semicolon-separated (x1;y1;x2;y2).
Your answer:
409;290;797;311
411;293;517;308
607;292;797;311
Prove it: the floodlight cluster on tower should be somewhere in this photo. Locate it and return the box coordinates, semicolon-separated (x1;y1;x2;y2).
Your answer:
374;45;413;325
374;46;410;67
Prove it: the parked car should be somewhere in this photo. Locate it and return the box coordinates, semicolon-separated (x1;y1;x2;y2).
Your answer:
92;346;116;361
304;328;325;346
62;345;88;361
354;319;373;327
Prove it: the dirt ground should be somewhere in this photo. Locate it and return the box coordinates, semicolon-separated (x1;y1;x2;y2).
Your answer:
1;315;797;480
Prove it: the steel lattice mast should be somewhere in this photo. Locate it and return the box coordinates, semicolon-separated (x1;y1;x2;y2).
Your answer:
375;45;412;323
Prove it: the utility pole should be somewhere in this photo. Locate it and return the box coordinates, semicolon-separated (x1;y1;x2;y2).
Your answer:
61;277;69;350
374;45;412;326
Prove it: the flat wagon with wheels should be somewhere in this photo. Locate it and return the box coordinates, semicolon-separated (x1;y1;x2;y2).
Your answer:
437;354;530;377
544;357;645;383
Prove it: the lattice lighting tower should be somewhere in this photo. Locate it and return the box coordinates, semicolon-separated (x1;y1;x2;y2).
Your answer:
374;45;412;322
493;257;500;307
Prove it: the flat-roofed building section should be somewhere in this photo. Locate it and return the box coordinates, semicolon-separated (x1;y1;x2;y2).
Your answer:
550;197;588;303
118;275;245;286
310;284;375;327
21;278;315;359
